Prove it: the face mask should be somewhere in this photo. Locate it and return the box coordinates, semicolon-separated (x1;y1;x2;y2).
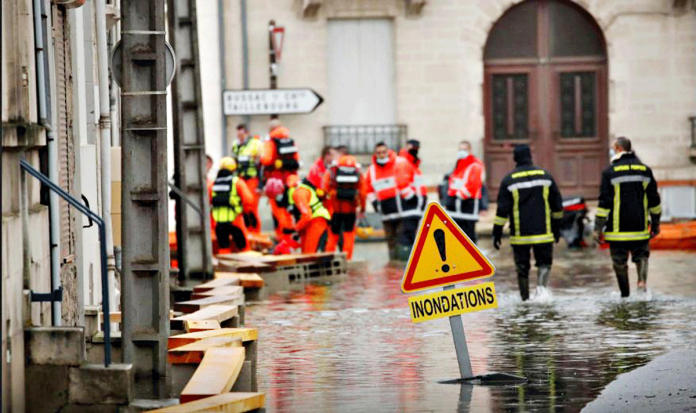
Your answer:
376;156;389;165
609;148;617;160
458;150;470;159
408;148;419;158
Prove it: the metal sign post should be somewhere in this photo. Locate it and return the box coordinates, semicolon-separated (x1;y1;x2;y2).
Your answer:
445;285;474;379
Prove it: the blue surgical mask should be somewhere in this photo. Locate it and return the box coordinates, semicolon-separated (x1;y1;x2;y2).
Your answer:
609;148;616;159
458;150;470;159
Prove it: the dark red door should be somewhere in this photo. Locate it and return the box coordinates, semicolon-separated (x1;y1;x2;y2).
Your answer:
483;0;608;200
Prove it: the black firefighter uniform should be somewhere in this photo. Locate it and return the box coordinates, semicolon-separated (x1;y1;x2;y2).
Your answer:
493;166;563;301
594;151;661;297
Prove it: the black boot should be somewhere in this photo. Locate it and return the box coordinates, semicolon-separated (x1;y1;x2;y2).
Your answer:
613;263;630;297
518;275;530;301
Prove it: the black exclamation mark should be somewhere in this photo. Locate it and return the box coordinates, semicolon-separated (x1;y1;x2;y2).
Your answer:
434;229;449;273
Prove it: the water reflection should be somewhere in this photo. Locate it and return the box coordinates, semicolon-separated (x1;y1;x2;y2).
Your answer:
246;245;696;412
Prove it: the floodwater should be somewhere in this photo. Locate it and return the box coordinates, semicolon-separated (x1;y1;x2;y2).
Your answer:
246;242;696;413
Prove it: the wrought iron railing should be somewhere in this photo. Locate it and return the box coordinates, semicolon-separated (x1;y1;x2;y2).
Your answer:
20;159;112;367
323;124;408;155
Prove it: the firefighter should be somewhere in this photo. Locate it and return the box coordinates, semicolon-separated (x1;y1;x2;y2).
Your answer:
445;141;484;243
594;137;661;297
323;154;366;259
287;175;332;253
397;140;427;255
230;124;263;234
364;142;413;261
492;145;563;301
261;125;300;238
211;157;255;253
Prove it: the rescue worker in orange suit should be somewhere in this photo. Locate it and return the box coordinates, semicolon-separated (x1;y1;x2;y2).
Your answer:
323;155;366;259
261;125;301;239
286;175;331;253
263;177;297;245
445;140;484;243
306;146;337;199
230;124;263;234
211;157;255;253
492;145;563;301
365;142;413;261
397;140;428;258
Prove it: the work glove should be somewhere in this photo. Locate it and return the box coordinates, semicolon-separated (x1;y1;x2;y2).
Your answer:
492;225;503;250
650;217;661;239
372;200;380;213
593;230;605;245
552;219;561;243
593;216;607;245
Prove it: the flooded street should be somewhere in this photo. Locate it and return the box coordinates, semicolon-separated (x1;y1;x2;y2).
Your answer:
246;242;696;412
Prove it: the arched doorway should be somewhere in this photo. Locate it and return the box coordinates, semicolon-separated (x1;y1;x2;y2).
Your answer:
483;0;608;200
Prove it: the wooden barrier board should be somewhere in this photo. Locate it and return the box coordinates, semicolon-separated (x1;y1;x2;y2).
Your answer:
190;286;244;300
184;319;221;333
179;347;245;403
146;392;265;413
170;305;238;331
174;295;244;314
167;337;242;365
193;278;240;293
169;328;258;350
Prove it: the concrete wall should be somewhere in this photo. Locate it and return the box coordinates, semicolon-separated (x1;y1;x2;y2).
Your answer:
203;0;696;184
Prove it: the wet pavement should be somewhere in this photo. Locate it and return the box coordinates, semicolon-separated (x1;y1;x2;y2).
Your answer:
246;241;696;412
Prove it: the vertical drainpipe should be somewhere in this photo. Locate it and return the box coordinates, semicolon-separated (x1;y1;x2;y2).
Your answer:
241;0;251;126
95;0;117;317
218;0;228;155
110;0;120;147
34;0;61;326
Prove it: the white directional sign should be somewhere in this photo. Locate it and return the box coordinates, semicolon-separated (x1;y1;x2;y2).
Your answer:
222;89;324;116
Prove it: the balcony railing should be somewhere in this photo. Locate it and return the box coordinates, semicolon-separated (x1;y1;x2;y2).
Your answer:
323;124;408;155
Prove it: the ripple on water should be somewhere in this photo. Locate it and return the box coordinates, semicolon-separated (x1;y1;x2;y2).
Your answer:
247;245;696;412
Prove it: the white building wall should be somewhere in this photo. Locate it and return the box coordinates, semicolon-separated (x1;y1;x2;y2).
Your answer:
200;0;695;186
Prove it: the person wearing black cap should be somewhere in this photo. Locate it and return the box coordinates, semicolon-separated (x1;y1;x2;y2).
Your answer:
492;145;564;301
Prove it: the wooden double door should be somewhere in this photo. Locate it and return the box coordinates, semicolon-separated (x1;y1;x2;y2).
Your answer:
483;0;608;200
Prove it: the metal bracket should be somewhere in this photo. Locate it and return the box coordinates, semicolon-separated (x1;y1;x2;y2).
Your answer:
30;287;63;303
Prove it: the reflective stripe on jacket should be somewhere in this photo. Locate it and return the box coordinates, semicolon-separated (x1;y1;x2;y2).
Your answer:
231;137;262;178
596;152;661;242
365;151;422;221
211;175;243;223
289;183;331;223
494;166;563;245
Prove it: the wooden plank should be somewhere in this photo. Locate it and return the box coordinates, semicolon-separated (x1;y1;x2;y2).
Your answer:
193;278;240;293
179;347;245;403
171;305;238;327
174;295;244;314
215;272;264;289
146;392;265;413
236;273;264;289
98;311;122;324
184;319;221;333
190;286;244;300
167;336;242;365
169;328;258;349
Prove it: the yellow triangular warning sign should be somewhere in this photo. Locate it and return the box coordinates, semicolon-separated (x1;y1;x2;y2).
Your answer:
401;202;495;293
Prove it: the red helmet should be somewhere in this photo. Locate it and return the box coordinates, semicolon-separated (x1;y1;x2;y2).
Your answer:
338;155;357;168
264;178;285;198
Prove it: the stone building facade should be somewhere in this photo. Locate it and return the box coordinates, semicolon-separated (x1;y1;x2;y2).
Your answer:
202;0;695;207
